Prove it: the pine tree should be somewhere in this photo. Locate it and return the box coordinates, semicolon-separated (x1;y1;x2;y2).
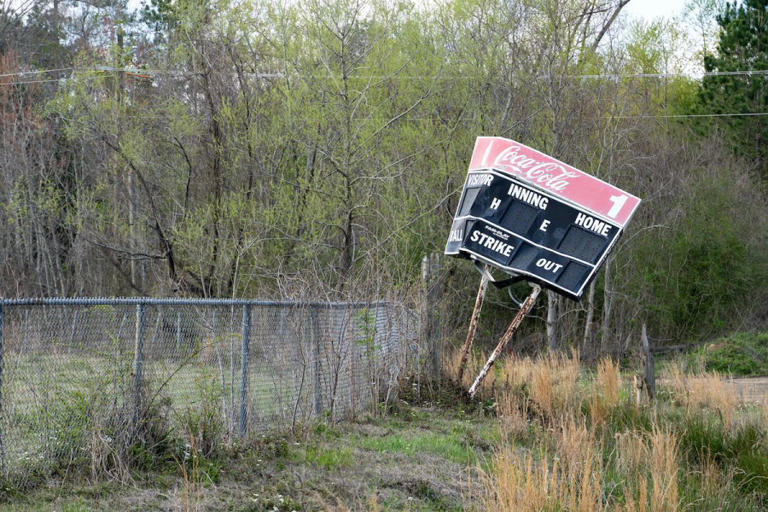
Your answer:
698;0;768;178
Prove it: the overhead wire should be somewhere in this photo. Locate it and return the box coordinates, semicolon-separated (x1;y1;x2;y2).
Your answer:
618;112;768;119
2;66;768;81
0;78;69;86
2;66;767;119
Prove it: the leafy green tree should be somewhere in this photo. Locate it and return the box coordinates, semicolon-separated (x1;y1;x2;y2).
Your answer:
698;0;768;178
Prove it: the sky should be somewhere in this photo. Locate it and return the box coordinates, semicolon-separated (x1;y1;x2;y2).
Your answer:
624;0;690;22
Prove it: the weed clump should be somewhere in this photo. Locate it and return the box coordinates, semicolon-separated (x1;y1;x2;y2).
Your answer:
462;346;768;511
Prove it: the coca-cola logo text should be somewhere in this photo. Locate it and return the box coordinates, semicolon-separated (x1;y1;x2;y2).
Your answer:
492;146;578;191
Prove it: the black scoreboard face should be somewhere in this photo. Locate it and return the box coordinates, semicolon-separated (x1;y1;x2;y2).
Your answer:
445;169;623;300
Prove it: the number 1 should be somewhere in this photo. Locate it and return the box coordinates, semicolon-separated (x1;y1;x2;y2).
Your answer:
607;194;628;218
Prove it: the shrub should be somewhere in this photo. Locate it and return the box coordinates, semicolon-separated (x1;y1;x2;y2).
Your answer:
688;332;768;377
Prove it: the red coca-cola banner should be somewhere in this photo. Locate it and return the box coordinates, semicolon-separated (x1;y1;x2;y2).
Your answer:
469;136;640;227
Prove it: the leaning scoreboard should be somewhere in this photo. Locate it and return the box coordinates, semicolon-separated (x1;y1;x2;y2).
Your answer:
445;137;641;300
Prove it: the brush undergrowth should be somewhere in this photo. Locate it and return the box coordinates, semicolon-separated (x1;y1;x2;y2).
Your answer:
447;349;768;511
687;332;768;376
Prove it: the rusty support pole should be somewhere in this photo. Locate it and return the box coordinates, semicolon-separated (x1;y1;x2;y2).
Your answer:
468;285;541;398
456;272;489;384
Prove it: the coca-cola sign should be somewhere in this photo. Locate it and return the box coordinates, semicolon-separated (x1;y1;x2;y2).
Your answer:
469;136;640;227
447;138;642;300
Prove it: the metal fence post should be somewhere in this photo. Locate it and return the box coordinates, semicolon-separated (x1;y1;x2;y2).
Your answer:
239;304;251;438
132;303;146;427
69;310;79;353
176;311;182;354
23;309;29;354
0;305;5;476
311;306;322;416
422;253;442;381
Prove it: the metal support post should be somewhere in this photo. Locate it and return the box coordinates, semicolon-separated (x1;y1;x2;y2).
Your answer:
311;307;323;416
422;253;442;381
132;303;146;427
457;272;489;384
0;305;5;475
176;311;182;354
468;285;541;398
239;304;251;437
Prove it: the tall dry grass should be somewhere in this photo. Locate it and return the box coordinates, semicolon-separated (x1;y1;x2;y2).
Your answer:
649;426;679;512
481;417;604;511
478;348;695;512
762;397;768;431
589;358;621;425
176;434;203;512
596;358;620;407
556;416;603;512
450;347;582;417
499;349;581;419
501;353;535;394
482;447;550;511
614;426;680;512
496;390;530;439
666;362;738;428
445;348;494;395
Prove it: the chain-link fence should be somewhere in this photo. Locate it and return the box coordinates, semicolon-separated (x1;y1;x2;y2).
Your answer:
0;298;421;485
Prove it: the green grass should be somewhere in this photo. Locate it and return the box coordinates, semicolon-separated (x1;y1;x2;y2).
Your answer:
356;430;477;465
302;444;354;469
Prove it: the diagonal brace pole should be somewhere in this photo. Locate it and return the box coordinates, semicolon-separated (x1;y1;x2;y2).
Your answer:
456;272;489;384
468;284;541;398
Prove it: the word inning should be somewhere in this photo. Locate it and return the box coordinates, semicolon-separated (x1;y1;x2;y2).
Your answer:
507;183;549;209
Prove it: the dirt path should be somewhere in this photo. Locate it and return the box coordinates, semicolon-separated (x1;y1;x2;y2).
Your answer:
728;377;768;404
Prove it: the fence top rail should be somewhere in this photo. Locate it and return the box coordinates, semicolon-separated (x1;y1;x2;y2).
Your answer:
0;297;391;308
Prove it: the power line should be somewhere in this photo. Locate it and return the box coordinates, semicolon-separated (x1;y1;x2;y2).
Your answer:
0;67;73;78
1;68;766;119
0;78;67;86
1;79;765;120
2;66;768;81
563;69;768;80
0;67;282;79
617;112;768;119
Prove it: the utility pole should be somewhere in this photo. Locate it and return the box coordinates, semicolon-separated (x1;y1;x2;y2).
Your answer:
115;25;138;290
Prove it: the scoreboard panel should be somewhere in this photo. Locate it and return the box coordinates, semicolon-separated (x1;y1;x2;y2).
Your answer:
446;169;626;300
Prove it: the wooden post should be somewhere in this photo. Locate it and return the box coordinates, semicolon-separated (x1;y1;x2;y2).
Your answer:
456;271;489;384
469;285;541;398
642;324;655;399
